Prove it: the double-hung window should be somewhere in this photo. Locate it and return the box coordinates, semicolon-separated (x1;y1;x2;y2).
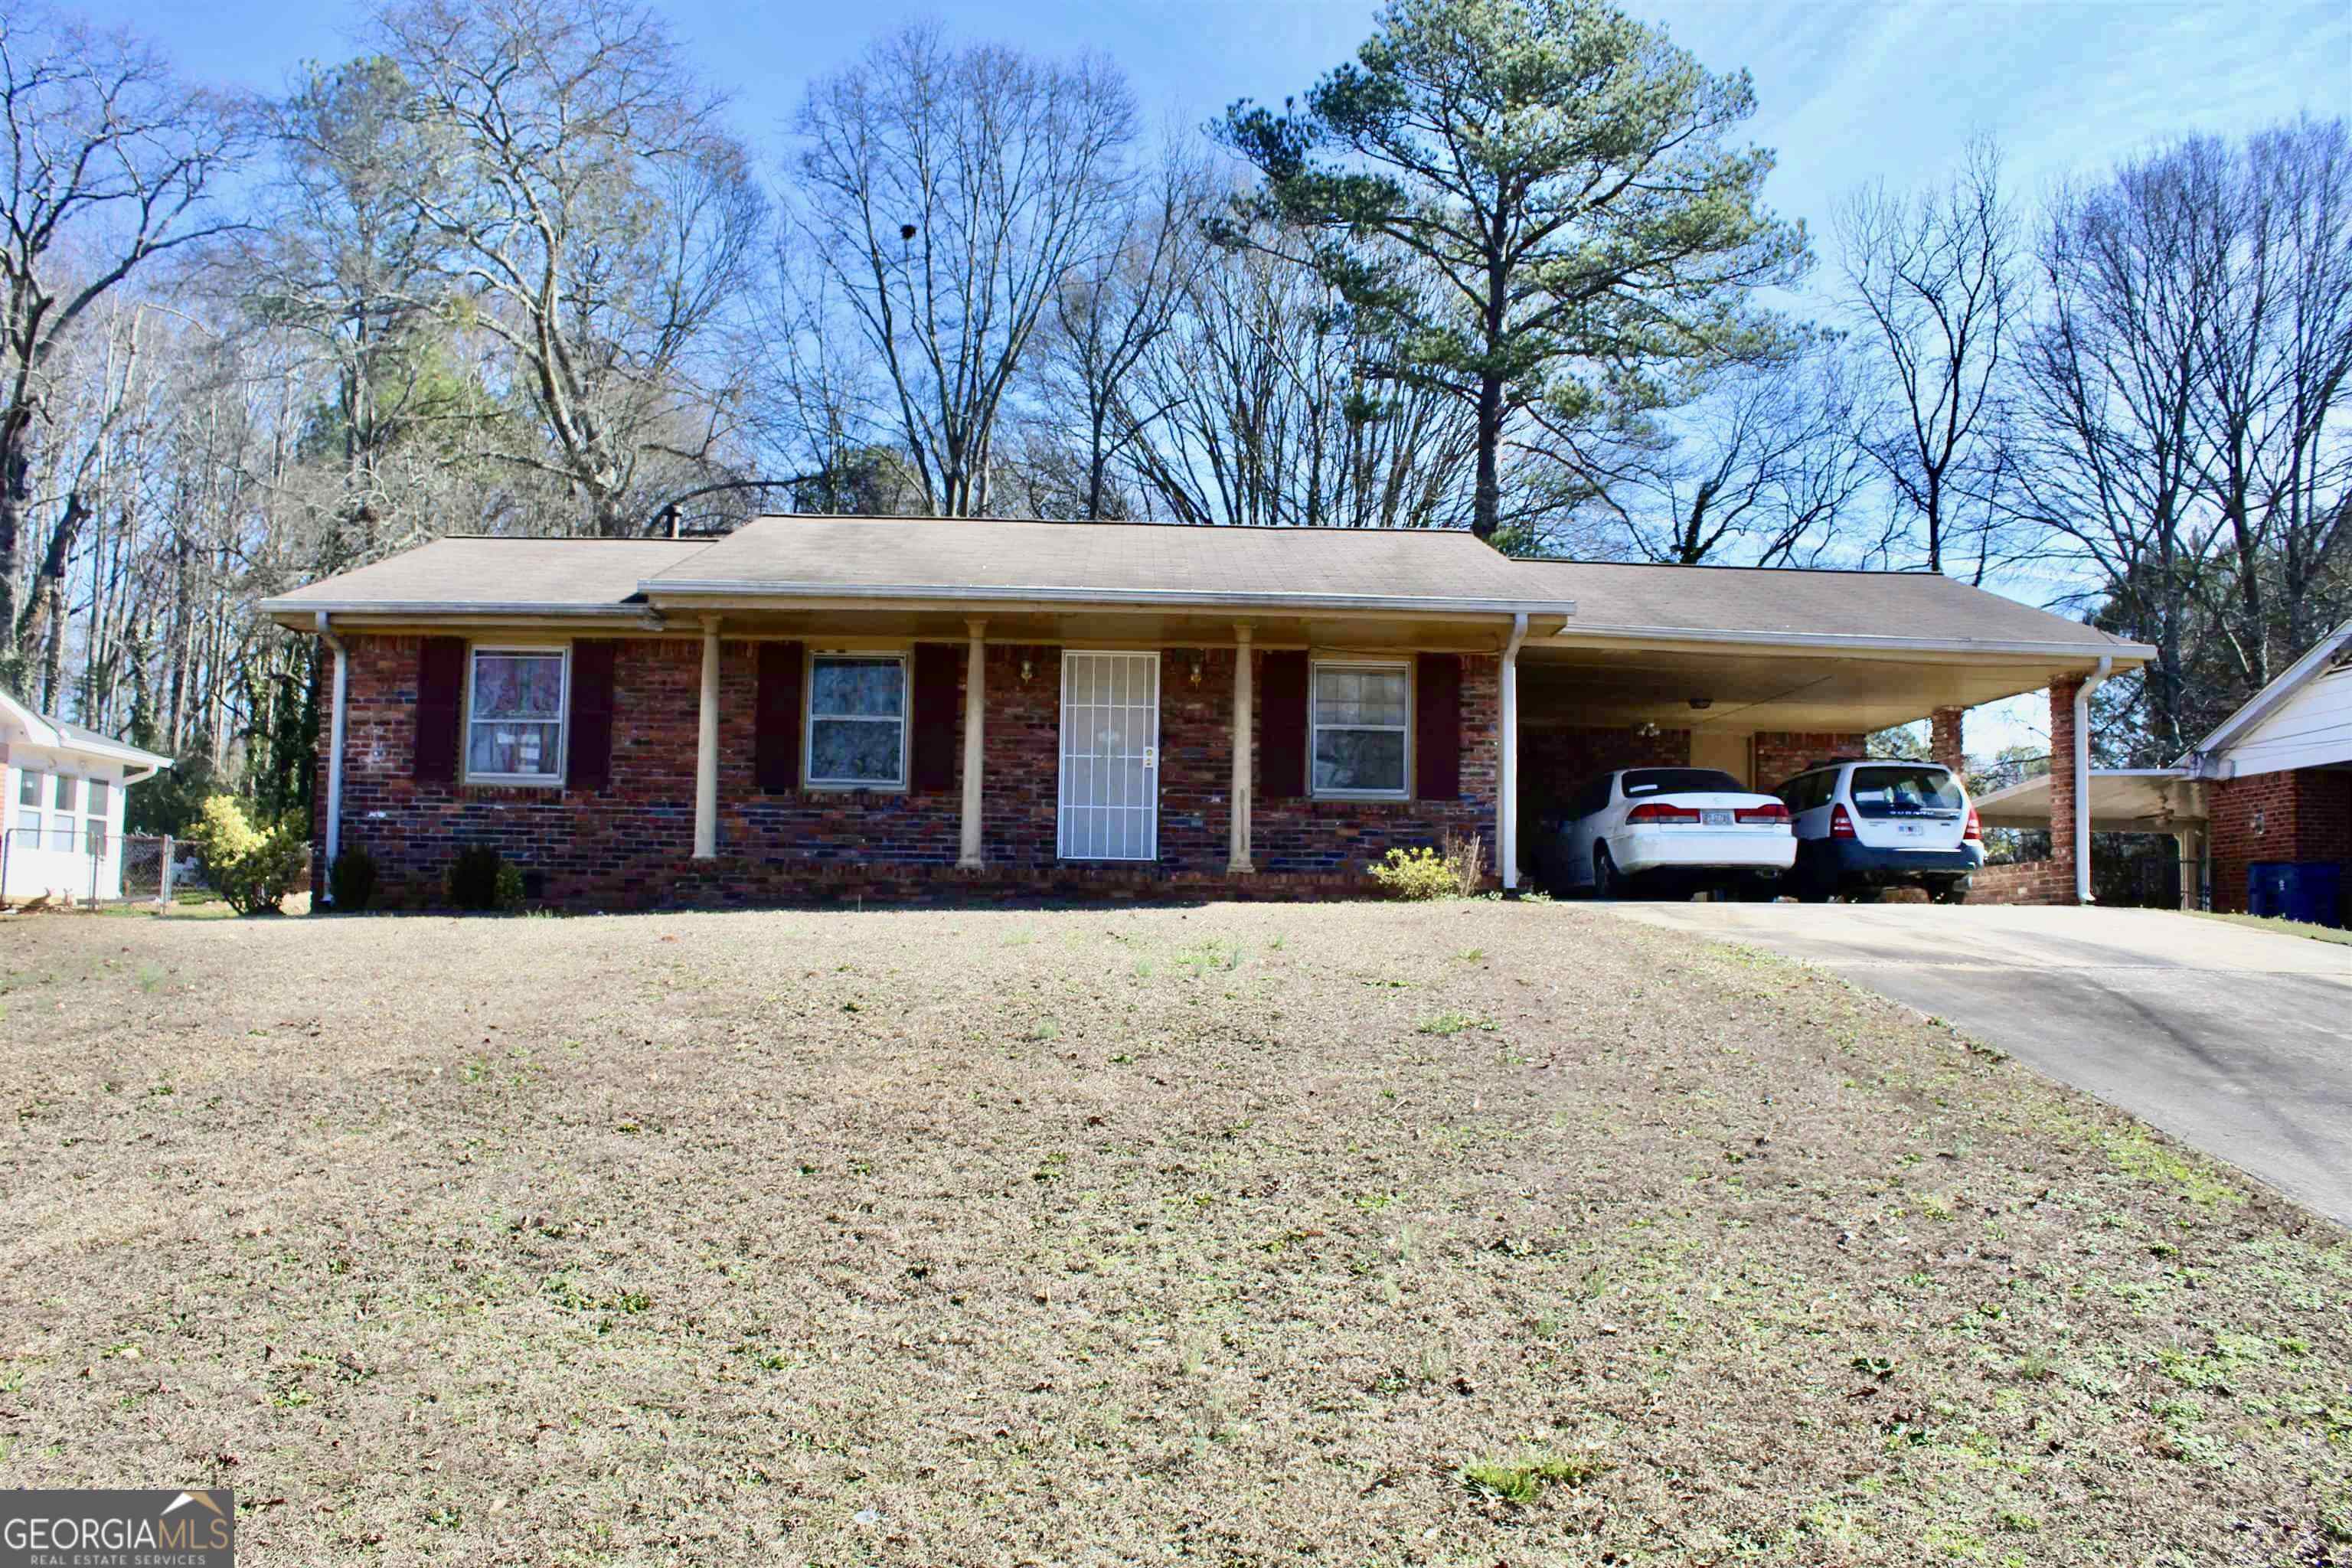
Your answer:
16;767;41;848
48;775;77;849
806;654;906;789
86;776;109;859
466;648;568;784
1311;662;1410;799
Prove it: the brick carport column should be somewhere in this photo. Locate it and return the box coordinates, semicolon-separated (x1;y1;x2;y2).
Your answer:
1929;706;1966;777
2047;678;2082;904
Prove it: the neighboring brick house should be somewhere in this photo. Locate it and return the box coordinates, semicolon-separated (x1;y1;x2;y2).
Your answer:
2192;622;2352;923
263;515;2146;912
1975;616;2352;923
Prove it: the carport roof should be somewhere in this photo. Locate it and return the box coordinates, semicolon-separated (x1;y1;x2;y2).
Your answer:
1509;558;2140;658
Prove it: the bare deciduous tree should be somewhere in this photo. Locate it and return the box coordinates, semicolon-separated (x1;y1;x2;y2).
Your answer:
793;24;1137;518
1838;137;2024;581
0;4;240;684
381;0;765;537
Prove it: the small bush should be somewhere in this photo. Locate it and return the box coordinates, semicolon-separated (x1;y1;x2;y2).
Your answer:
1368;829;1489;900
445;845;524;911
329;848;379;912
185;795;307;916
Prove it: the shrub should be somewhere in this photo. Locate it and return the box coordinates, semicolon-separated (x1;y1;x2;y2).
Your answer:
185;795;307;916
329;848;378;912
445;845;524;911
1369;830;1489;901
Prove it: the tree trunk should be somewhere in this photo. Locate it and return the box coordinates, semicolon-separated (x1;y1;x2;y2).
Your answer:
1472;370;1503;541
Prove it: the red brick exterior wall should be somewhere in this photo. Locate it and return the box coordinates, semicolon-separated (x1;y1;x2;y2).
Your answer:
1968;860;2073;905
1752;732;1869;792
2207;767;2352;915
1930;707;1966;776
1520;724;1690;822
316;635;1501;910
2047;679;2082;903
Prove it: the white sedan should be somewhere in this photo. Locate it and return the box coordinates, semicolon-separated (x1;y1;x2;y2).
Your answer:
1535;767;1796;898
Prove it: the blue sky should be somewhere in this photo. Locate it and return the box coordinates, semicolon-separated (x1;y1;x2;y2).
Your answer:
82;0;2352;753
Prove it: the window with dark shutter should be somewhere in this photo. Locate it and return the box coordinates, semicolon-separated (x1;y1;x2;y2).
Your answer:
413;636;466;784
755;642;805;792
1414;653;1462;801
909;642;959;793
567;641;617;791
1259;650;1308;799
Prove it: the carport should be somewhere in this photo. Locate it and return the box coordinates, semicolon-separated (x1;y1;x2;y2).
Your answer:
1496;561;2154;901
1974;768;2206;910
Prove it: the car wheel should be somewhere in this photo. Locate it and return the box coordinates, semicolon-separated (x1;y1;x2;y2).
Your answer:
1592;843;1620;900
1932;878;1971;906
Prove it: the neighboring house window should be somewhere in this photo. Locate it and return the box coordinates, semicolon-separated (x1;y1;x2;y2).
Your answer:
49;775;77;848
87;778;109;860
1311;662;1410;798
466;648;568;783
806;653;906;789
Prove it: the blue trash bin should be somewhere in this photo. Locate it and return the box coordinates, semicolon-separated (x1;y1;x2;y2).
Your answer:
2247;861;2345;927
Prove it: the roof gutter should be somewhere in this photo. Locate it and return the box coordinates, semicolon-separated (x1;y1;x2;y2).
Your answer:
1537;621;2157;662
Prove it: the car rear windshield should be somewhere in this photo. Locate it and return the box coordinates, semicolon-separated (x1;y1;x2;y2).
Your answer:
1620;768;1746;797
1848;765;1965;816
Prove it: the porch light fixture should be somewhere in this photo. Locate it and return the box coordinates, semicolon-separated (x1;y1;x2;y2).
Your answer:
1020;656;1034;684
1190;655;1203;686
1636;720;1661;738
1688;697;1713;710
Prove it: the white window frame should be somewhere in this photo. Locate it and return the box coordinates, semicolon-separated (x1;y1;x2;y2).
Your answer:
1309;658;1413;801
463;645;570;786
804;649;909;792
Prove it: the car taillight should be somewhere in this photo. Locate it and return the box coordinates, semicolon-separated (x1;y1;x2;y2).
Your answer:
1627;802;1701;824
1736;802;1790;825
1829;803;1857;840
1964;806;1982;841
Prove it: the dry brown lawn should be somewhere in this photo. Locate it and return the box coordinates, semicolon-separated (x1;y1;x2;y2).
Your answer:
0;901;2346;1566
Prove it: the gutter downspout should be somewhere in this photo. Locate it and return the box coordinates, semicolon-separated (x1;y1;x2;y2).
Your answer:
1501;613;1528;891
2073;654;2112;905
316;611;350;907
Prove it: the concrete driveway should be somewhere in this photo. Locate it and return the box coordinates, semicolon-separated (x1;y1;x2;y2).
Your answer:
1602;903;2352;1226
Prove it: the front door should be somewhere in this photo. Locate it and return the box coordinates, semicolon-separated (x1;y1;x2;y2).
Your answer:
1058;652;1159;861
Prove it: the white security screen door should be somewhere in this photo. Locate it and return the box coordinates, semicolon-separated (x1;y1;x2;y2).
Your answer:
1058;652;1160;861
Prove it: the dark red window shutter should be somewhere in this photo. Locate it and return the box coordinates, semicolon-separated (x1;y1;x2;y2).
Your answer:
567;640;617;791
1259;650;1308;799
1414;653;1462;801
755;642;804;792
413;636;466;784
909;642;959;793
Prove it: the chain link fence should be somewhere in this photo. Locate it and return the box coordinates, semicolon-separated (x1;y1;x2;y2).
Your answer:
1;828;191;907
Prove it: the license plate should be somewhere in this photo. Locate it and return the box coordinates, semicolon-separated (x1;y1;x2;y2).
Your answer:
1703;809;1733;826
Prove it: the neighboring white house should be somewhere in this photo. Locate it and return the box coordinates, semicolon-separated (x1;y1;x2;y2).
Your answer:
0;691;173;903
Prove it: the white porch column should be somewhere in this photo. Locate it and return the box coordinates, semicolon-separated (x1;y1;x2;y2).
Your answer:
1228;624;1254;874
959;618;987;868
694;616;720;860
1500;613;1527;890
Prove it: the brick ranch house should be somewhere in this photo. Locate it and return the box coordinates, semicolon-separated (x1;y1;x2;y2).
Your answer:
1980;616;2352;923
260;515;2151;911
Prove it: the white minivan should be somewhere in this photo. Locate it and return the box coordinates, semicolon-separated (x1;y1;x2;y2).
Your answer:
1776;759;1984;903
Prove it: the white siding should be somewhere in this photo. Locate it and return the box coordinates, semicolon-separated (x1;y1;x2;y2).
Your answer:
2226;664;2352;779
